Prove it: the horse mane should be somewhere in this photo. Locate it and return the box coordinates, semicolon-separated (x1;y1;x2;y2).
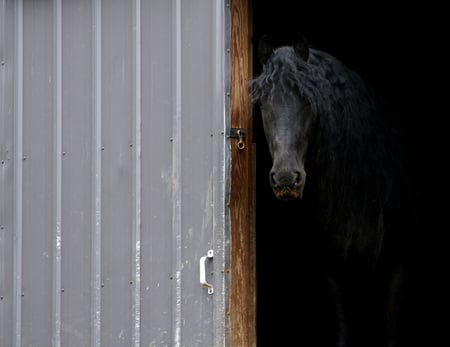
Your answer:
251;46;405;264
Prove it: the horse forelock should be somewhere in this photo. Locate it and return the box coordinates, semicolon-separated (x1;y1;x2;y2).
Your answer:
250;47;332;116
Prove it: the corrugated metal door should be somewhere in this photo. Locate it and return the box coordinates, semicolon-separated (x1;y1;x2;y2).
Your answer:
0;0;230;346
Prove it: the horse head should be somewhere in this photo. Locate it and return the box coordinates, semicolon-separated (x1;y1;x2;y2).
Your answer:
253;34;315;200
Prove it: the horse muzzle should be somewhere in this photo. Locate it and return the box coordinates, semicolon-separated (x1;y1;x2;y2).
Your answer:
270;169;306;201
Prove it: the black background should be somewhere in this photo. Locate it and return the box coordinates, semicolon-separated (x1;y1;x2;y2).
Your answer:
251;1;447;346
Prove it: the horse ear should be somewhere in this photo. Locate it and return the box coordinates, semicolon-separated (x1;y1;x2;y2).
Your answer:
257;35;274;65
293;33;309;61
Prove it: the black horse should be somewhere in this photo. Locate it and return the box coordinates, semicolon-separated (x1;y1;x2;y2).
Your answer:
251;34;419;347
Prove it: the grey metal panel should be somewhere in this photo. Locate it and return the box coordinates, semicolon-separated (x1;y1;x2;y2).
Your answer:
100;0;134;346
0;1;16;346
21;1;54;345
60;0;93;346
1;0;231;346
140;0;174;345
178;1;217;346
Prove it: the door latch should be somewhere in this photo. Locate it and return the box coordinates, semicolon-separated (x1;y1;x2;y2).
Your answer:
229;128;246;150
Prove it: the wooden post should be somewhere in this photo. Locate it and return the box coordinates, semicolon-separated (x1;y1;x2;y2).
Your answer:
229;0;256;346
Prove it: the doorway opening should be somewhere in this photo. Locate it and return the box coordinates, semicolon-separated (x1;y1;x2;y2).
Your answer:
251;1;442;345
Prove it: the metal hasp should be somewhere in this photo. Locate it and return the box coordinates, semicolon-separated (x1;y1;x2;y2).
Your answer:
229;128;246;150
199;249;214;294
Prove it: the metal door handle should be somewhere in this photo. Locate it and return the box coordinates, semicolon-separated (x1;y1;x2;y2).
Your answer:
199;249;214;294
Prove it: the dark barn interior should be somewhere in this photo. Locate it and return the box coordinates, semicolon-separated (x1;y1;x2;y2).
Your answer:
251;1;446;346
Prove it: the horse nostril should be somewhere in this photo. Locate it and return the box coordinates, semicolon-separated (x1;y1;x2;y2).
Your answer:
270;172;277;186
270;170;302;188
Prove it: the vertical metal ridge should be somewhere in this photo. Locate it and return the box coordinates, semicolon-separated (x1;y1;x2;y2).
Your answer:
0;0;5;63
91;0;102;346
172;0;182;346
12;1;23;347
52;0;62;346
212;2;229;346
132;0;142;346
